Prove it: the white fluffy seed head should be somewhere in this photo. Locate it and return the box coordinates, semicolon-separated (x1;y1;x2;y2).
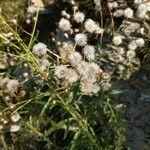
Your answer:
112;2;118;8
134;0;143;5
118;64;125;71
76;61;89;75
10;125;20;133
138;3;147;12
95;26;104;34
80;80;100;95
136;3;149;19
54;65;68;79
127;50;136;59
84;19;97;33
68;51;82;66
124;8;134;18
6;80;19;95
94;0;101;10
83;45;95;61
73;11;85;23
74;33;87;46
39;58;50;70
65;68;79;83
89;62;102;75
0;77;10;88
128;41;137;50
107;2;113;10
0;125;3;130
59;18;71;31
81;71;97;83
139;27;145;35
94;0;100;5
81;63;101;83
113;9;124;17
27;5;36;14
135;38;145;47
11;113;21;123
33;43;48;57
113;36;123;45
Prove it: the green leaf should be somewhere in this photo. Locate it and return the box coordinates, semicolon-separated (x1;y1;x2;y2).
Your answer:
114;104;124;110
109;90;123;95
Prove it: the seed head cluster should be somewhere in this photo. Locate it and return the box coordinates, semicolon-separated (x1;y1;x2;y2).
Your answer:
32;42;50;71
0;77;19;96
54;9;109;95
0;111;21;133
103;0;148;79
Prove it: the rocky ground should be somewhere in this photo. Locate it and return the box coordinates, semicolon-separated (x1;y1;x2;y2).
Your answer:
119;62;150;150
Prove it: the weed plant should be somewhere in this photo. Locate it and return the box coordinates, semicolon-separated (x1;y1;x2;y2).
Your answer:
0;0;149;149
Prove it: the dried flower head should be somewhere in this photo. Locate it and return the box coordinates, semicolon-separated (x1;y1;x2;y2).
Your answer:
76;61;90;75
74;33;87;46
83;45;95;61
113;9;124;17
59;18;71;31
94;0;101;10
73;11;85;23
80;80;100;95
65;68;79;83
112;2;119;8
136;2;150;19
10;125;20;133
6;79;19;95
68;51;82;66
113;35;123;45
134;0;143;5
81;63;101;83
124;8;134;18
54;65;68;79
33;43;48;57
127;50;136;59
27;5;36;14
89;62;102;75
84;19;97;33
128;41;137;50
135;38;145;47
0;77;10;89
0;125;3;130
39;58;50;71
11;113;21;123
95;26;104;34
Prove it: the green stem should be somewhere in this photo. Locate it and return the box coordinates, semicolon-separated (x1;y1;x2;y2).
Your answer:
28;10;39;50
57;95;99;150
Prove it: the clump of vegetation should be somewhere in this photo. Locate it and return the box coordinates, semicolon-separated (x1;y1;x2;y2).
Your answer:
0;0;149;149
